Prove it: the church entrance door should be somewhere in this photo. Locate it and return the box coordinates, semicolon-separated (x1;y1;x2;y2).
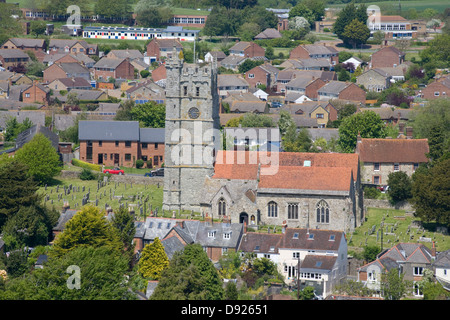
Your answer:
239;212;248;225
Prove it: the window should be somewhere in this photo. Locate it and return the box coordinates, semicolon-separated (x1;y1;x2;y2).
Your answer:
223;232;231;239
374;163;380;171
329;235;335;241
374;176;380;184
125;154;131;161
248;74;255;78
394;163;399;171
434;92;440;96
268;201;278;217
141;143;148;149
155;143;158;149
183;86;188;96
308;233;314;240
196;87;200;97
413;267;424;276
293;252;300;259
98;141;102;147
316;200;329;224
288;203;299;219
208;231;216;238
368;271;376;283
115;141;119;147
25;93;30;98
125;141;131;147
316;113;324;119
413;163;419;171
218;198;226;216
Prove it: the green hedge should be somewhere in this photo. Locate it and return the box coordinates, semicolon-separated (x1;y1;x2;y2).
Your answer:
71;158;101;172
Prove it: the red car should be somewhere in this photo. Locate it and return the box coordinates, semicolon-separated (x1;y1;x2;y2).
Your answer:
103;167;124;175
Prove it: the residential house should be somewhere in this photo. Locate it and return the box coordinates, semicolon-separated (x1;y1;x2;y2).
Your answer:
146;39;183;62
219;55;247;71
126;79;165;104
224;127;281;151
356;136;429;185
15;124;59;151
359;107;411;125
367;15;417;39
151;64;167;86
249;88;269;101
218;74;249;99
0;81;9;99
220;113;319;129
106;49;144;62
47;77;92;92
282;58;331;71
370;46;405;69
244;63;280;90
0;71;32;86
276;69;336;93
2;38;46;62
306;128;339;143
418;77;450;100
43;53;95;69
0;49;30;70
229;101;269;114
93;57;134;80
254;28;282;40
356;68;392;92
48;39;98;56
22;83;50;105
285;77;326;100
78;120;165;167
277;228;347;298
317;81;366;104
357;243;435;298
289;44;339;66
433;249;450;292
377;62;412;83
43;62;91;83
239;232;282;265
53;89;108;104
229;41;265;59
204;51;227;63
342;57;363;70
275;101;337;128
0;110;46;133
139;127;165;167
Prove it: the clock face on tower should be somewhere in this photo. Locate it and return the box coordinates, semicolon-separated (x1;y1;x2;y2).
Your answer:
188;107;200;119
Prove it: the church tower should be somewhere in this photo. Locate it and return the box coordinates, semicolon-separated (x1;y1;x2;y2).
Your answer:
163;49;220;212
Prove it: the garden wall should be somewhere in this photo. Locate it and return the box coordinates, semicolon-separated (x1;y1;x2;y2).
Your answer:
364;199;414;211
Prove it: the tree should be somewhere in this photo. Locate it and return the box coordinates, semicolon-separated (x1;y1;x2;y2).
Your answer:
240;113;275;127
51;205;123;257
301;0;325;22
411;158;450;227
277;110;295;136
289;3;315;28
29;21;47;37
282;124;313;152
289;16;310;30
238;59;264;74
150;244;224;300
0;160;40;231
341;19;370;49
237;22;260;41
333;3;368;46
338;111;387;153
95;0;131;19
130;101;166;128
14;133;61;185
381;268;410;300
0;246;136;300
3;117;33;142
362;245;381;262
138;237;169;280
2;205;58;250
0;3;22;44
387;171;413;204
110;206;136;253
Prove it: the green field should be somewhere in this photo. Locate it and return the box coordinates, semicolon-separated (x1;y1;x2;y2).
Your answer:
328;0;449;13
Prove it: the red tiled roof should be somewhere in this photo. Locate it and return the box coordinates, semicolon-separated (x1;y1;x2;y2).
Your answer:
357;138;429;163
258;165;352;191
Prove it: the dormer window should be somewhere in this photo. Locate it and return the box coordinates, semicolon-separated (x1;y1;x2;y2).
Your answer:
208;231;216;238
223;232;231;239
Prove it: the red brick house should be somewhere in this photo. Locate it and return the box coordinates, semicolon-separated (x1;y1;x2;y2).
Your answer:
2;38;47;62
290;44;339;65
0;49;30;70
244;63;280;89
146;39;183;62
93;58;134;80
43;62;91;83
151;64;167;83
22;83;50;104
78;121;165;168
419;77;450;100
318;81;366;104
229;41;265;59
370;46;405;69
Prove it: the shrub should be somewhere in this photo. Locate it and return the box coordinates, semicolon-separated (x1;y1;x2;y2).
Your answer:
79;168;96;180
71;158;101;172
364;187;381;199
135;159;144;169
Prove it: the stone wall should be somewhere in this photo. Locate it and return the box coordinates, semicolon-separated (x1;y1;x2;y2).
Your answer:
364;198;414;211
59;170;164;185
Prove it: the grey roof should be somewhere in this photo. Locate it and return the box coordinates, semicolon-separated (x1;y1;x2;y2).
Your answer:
229;41;252;52
218;74;249;88
139;128;165;143
94;57;127;69
53;114;76;131
303;44;338;55
59;62;90;74
0;110;45;130
15;125;59;150
161;235;186;259
0;99;44;110
254;28;282;39
55;89;105;102
224;127;281;142
306;128;339;142
0;49;30;59
79;120;140;141
143;217;177;241
53;209;78;232
434;250;450;268
219;55;247;68
8;38;45;48
97;103;121;112
109;50;144;60
318;81;351;95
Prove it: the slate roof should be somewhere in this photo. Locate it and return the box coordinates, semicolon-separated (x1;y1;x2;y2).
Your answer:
281;228;343;251
149;39;183;49
301;255;337;272
357;138;429;163
302;44;338;55
51;77;91;88
230;100;267;113
318;81;351;95
239;232;283;254
8;38;45;48
254;28;282;39
223;127;281;142
108;49;144;60
78;120;140;141
143;217;177;241
0;49;30;59
219;55;247;68
58;62;90;74
94;58;126;69
139;128;165;143
15;125;59;150
53;209;78;232
229;41;252;52
218;74;249;88
0;110;45;130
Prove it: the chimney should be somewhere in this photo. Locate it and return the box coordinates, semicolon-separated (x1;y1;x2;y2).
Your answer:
357;132;362;144
398;122;405;134
176;220;185;229
432;241;436;260
243;221;247;233
405;127;413;139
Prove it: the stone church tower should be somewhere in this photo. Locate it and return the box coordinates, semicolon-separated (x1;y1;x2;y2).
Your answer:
163;50;220;212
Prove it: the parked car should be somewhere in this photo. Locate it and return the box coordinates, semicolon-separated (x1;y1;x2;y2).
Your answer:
103;167;124;175
151;168;164;176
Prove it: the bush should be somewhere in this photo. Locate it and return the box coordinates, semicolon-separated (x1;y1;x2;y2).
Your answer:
135;159;144;169
79;168;96;180
72;159;101;172
364;187;381;199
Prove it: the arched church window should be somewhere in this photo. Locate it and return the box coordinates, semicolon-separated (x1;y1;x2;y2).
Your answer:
316;200;329;223
268;201;278;217
218;198;226;216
